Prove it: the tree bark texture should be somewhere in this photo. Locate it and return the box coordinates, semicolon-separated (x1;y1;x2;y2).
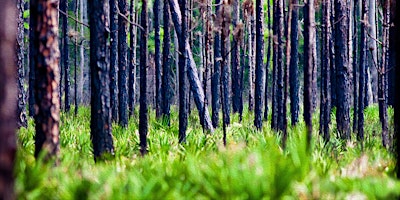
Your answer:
31;0;61;158
231;0;241;114
129;0;137;116
162;0;172;125
358;0;367;141
110;0;119;122
0;1;16;198
394;0;400;179
118;0;129;127
254;0;264;130
263;0;271;121
17;0;28;128
88;0;115;160
275;0;285;132
289;0;299;126
352;0;359;134
178;0;188;143
212;0;221;128
61;0;70;112
154;0;162;118
29;0;36;117
220;2;231;128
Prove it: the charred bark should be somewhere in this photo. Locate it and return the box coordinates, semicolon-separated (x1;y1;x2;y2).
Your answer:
154;0;162;118
129;0;137;116
358;0;367;141
110;0;119;122
61;0;70;112
212;0;221;128
231;0;241;113
118;0;129;127
289;0;299;126
17;0;27;128
178;0;188;143
162;0;172;125
254;0;264;130
275;0;285;132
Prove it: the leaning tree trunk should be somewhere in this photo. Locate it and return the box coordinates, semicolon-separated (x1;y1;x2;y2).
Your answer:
32;0;61;158
0;1;17;198
178;0;188;143
169;0;214;132
289;0;299;126
254;0;264;130
88;0;115;160
61;0;70;112
118;0;129;127
304;0;315;145
139;0;149;154
162;0;172;125
334;0;351;140
110;0;119;122
154;0;162;118
17;0;27;128
320;0;332;142
212;0;221;128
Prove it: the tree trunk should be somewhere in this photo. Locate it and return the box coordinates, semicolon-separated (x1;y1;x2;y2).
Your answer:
394;0;400;178
61;0;70;112
212;0;220;126
276;0;285;132
32;0;61;158
320;0;332;142
139;0;149;154
78;0;85;107
110;0;119;122
162;0;171;125
254;0;264;130
304;0;315;144
29;0;36;117
129;0;137;116
263;0;271;121
358;0;367;141
221;2;231;128
154;0;162;118
118;0;129;127
289;0;299;126
0;1;16;197
271;0;278;130
231;0;241;113
248;14;255;111
352;0;359;134
74;0;79;115
169;0;214;132
367;0;377;105
17;0;27;128
88;0;115;160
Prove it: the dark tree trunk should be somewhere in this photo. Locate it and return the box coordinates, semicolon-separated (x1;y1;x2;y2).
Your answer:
358;0;367;141
379;0;390;148
254;0;264;130
118;0;129;127
304;0;315;144
330;2;337;109
264;0;271;121
202;0;212;132
32;0;61;158
17;0;27;128
61;0;70;112
221;2;231;128
271;0;278;130
352;0;359;134
139;0;149;154
129;0;137;116
320;0;332;142
29;2;36;117
249;15;255;111
289;0;299;126
231;0;241;113
275;0;285;132
74;0;79;115
88;0;115;160
388;3;395;107
394;0;400;178
169;0;214;132
0;1;17;198
178;0;188;143
154;0;162;118
212;0;221;128
110;0;119;122
334;0;351;140
162;0;171;125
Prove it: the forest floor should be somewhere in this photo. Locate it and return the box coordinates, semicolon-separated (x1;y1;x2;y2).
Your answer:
15;105;400;199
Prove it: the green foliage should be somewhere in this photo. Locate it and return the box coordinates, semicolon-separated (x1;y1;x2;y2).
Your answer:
15;106;400;199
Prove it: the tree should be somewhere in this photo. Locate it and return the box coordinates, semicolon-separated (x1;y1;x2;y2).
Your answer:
178;0;188;143
358;0;367;141
264;0;271;121
231;0;241;114
334;0;350;140
220;1;231;129
110;0;119;122
119;0;129;127
289;0;299;126
17;0;27;128
154;0;162;118
320;0;332;142
129;0;137;116
254;0;264;130
274;0;285;132
394;0;400;178
28;0;35;117
31;0;61;158
0;1;16;198
304;0;315;144
61;0;70;112
212;0;222;128
162;0;172;125
139;0;149;154
88;0;115;160
352;0;359;134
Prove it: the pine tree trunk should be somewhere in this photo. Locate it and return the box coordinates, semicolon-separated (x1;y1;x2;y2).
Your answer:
154;0;162;118
248;14;255;111
162;0;171;124
358;0;367;141
74;0;79;115
88;0;115;160
394;0;400;178
263;0;271;121
78;0;85;107
352;0;359;134
276;0;285;132
271;0;278;130
17;0;27;128
221;3;231;128
61;0;70;112
367;0;377;105
32;0;61;158
0;1;17;197
254;0;264;130
289;0;299;126
231;0;240;113
110;0;119;122
178;0;188;143
118;0;129;127
29;1;36;117
129;0;137;116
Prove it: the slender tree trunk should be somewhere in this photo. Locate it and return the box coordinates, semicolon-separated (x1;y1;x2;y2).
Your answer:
271;0;278;130
276;0;285;132
367;0;377;105
139;0;149;154
334;0;351;140
129;0;137;116
0;1;17;197
17;0;27;128
264;0;271;121
88;0;115;160
178;0;188;143
231;0;240;113
254;0;264;130
110;0;119;122
330;2;337;109
162;0;171;125
221;2;231;128
289;0;299;126
61;0;70;112
74;0;79;115
358;0;367;141
78;0;85;106
352;0;359;134
29;1;36;117
320;0;332;142
249;14;255;111
118;0;129;127
154;0;162;118
32;0;61;158
394;0;400;178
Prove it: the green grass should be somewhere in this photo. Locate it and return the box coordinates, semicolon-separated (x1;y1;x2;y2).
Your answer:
15;105;400;199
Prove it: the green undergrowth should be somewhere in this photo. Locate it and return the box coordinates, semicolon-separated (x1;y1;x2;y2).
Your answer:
15;105;400;199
